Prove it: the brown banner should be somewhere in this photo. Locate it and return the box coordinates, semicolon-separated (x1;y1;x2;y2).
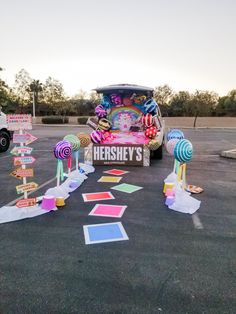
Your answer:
93;144;144;166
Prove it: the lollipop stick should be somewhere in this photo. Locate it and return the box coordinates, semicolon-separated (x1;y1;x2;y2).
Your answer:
75;151;79;171
182;163;187;190
67;156;72;174
56;160;60;187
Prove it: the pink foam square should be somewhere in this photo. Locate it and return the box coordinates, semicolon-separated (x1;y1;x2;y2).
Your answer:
89;204;127;218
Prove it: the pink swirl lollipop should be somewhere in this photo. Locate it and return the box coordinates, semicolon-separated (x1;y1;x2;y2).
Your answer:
166;139;179;156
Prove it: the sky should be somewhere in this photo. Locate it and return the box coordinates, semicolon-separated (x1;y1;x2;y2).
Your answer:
1;0;236;96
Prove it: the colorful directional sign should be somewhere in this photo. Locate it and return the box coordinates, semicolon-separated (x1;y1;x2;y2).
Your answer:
10;169;23;180
16;168;34;178
14;156;36;166
16;182;38;194
16;198;36;208
10;146;33;156
6;114;32;131
13;133;37;145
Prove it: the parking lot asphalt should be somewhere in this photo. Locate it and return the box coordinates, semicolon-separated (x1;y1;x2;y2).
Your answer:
0;126;236;314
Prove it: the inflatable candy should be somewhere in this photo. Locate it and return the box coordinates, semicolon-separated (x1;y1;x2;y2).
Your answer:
133;95;146;104
54;140;72;160
95;104;107;118
101;95;112;109
97;118;112;131
144;99;158;114
141;113;154;128
167;129;184;141
166;139;179;156
76;133;91;147
145;126;157;139
174;139;193;163
111;94;122;106
64;134;80;152
90;130;104;144
147;139;161;150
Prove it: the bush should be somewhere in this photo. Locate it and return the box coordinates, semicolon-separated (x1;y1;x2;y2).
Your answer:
42;116;69;124
77;116;89;124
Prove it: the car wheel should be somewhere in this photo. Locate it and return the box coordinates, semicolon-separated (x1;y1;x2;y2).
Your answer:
151;144;163;160
0;131;10;153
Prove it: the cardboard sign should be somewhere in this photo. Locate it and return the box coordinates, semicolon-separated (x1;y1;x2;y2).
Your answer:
13;133;37;145
10;146;33;156
16;182;38;194
14;156;36;166
6;114;32;131
16;198;36;208
93;144;143;166
15;168;34;178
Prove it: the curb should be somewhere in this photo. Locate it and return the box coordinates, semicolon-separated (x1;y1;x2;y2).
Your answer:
221;149;236;159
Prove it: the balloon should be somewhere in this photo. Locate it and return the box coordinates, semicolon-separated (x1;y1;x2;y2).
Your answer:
166;139;179;155
174;139;193;163
90;130;104;144
63;134;80;151
97;118;112;131
95;104;107;118
54;140;72;160
76;133;91;147
101;96;112;109
110;94;122;105
141;113;154;128
145;126;157;139
167;129;184;141
144;99;157;114
147;139;161;150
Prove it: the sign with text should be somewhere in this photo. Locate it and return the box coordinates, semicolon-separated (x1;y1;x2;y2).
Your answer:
10;146;33;156
13;133;37;145
16;198;36;208
14;156;36;166
7;114;32;131
15;168;34;178
92;144;144;166
16;182;38;194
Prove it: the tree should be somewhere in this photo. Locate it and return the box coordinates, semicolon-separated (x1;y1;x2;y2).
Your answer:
43;77;66;105
13;69;32;111
169;91;191;116
154;84;173;106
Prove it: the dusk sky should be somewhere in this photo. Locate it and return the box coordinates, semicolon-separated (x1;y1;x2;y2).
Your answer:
1;0;236;96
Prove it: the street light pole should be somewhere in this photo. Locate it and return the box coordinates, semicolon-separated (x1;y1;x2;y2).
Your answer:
32;91;36;121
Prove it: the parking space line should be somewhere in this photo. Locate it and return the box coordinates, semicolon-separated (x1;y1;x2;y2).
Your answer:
192;213;203;229
0;154;11;159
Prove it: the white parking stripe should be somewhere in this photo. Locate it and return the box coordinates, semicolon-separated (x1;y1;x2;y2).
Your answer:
192;213;203;229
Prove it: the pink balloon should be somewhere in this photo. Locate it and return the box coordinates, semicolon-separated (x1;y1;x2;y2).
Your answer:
166;139;179;155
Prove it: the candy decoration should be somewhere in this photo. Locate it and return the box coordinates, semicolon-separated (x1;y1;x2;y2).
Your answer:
147;139;161;150
123;97;133;107
145;126;157;139
77;133;91;147
141;113;154;128
167;129;185;141
174;139;193;163
101;96;112;109
97;118;112;131
64;134;81;172
133;95;146;104
54;140;72;186
90;130;104;144
166;139;179;156
111;94;122;106
144;99;157;114
95;104;107;118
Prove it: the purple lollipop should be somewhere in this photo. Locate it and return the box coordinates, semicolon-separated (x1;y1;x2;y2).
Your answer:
54;140;72;160
95;104;107;118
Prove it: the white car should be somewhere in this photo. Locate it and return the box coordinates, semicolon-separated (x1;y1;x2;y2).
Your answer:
0;107;13;152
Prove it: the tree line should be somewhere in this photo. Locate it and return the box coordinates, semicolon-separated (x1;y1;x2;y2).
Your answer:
1;68;236;117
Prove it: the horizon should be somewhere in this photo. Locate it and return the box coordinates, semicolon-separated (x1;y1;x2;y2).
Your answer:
1;0;236;97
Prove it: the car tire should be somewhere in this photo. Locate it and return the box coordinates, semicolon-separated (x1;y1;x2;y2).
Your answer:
150;144;163;160
0;131;10;153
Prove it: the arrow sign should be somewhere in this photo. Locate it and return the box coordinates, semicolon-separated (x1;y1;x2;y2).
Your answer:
16;198;36;208
16;168;34;178
14;156;36;166
16;182;38;194
10;169;23;180
13;133;37;145
10;146;33;156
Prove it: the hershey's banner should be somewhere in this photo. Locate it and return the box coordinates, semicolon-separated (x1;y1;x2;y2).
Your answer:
93;144;144;166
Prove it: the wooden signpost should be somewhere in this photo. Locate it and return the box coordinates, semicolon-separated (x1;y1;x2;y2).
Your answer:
7;114;38;205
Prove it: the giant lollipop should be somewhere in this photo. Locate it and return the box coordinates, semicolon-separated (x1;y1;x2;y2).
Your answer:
167;129;185;141
174;139;193;163
54;140;72;186
76;133;91;147
64;134;81;172
166;139;179;156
